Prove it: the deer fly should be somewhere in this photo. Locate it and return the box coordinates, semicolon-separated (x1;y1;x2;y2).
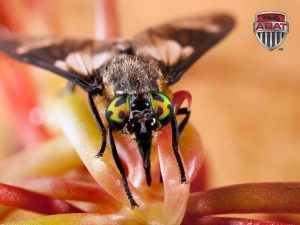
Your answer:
0;13;234;208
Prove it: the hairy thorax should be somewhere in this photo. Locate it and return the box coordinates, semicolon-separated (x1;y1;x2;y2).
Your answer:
102;54;166;99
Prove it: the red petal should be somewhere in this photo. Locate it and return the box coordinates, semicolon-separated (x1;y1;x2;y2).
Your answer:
182;216;292;225
0;58;51;146
0;183;83;214
187;183;300;216
190;159;208;193
0;1;54;146
15;177;117;206
173;90;192;113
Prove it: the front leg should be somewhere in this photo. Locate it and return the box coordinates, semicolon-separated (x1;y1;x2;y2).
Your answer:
159;109;190;184
59;81;76;96
159;91;191;184
88;92;107;157
176;107;191;135
108;126;138;208
173;90;192;135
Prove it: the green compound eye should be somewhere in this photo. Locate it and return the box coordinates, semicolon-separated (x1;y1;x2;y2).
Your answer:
106;95;130;130
149;92;174;126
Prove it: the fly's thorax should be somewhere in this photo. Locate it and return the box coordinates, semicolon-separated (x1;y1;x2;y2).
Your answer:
101;54;166;99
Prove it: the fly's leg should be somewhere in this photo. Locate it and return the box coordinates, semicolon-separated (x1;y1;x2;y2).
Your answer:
108;126;138;208
173;90;192;135
171;116;187;183
159;108;190;184
59;81;76;96
65;81;76;92
160;173;163;183
176;107;191;135
159;91;191;183
88;92;107;157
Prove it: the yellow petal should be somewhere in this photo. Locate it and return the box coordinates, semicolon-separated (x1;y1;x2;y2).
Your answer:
2;213;137;225
0;136;82;182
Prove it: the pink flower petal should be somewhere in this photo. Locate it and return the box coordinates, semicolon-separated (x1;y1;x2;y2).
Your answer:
156;125;190;224
114;134;145;187
95;0;119;39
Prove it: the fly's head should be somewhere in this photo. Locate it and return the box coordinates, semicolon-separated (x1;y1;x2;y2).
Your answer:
105;92;174;139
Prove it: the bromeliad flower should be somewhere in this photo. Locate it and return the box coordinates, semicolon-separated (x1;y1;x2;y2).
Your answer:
0;1;299;225
0;91;299;224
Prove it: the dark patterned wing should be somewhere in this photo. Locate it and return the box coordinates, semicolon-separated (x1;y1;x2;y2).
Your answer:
0;37;131;91
132;13;235;85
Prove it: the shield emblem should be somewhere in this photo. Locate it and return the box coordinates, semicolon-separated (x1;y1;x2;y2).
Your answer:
253;11;289;50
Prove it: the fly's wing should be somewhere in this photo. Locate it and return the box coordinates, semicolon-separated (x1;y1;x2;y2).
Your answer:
132;14;235;85
0;37;131;91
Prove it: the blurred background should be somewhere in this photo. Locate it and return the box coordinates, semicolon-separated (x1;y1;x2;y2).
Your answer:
0;0;299;190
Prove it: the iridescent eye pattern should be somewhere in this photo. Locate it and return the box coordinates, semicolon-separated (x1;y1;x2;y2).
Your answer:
106;95;130;130
149;92;174;126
